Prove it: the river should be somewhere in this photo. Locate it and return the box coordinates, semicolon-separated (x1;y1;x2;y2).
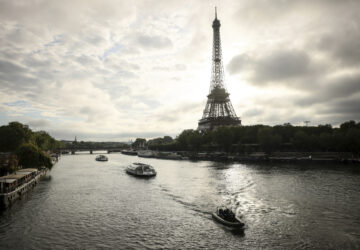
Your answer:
0;153;359;249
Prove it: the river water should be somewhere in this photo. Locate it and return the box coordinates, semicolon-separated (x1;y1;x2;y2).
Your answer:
0;153;359;249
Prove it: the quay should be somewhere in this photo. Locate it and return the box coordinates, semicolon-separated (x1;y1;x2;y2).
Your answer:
0;168;47;209
121;149;360;164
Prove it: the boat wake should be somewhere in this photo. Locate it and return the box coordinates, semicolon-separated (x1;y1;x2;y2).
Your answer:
158;185;212;219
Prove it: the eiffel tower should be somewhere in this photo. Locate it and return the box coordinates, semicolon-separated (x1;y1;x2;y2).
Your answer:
198;8;241;131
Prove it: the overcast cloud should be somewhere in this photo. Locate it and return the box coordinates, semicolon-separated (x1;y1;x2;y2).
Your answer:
0;0;359;141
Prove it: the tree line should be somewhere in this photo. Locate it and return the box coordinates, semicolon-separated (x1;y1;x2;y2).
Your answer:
136;121;360;155
0;122;62;174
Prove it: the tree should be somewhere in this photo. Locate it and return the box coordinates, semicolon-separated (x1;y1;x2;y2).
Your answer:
345;128;360;153
16;143;53;170
188;130;202;151
340;120;357;131
212;127;234;152
292;130;310;151
132;138;147;149
0;122;32;152
258;127;282;154
176;130;194;150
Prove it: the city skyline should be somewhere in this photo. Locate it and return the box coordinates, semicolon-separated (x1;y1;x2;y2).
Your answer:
1;0;359;141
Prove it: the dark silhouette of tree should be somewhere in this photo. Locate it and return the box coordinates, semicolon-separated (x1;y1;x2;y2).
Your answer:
0;122;32;152
132;138;147;149
16;143;53;170
0;121;60;173
166;120;360;155
258;127;282;154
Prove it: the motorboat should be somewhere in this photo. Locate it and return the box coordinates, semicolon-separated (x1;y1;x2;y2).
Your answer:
95;155;108;161
212;207;244;228
126;163;156;177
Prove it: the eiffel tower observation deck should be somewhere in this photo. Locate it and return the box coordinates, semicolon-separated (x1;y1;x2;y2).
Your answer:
198;8;241;131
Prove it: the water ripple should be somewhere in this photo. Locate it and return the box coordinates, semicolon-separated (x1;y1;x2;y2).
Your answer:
0;155;359;249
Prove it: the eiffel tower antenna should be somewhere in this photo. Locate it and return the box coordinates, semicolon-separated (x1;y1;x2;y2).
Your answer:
197;8;241;131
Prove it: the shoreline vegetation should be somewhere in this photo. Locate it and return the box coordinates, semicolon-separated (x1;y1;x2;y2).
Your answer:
125;120;360;164
121;149;360;164
0;122;62;176
1;120;359;171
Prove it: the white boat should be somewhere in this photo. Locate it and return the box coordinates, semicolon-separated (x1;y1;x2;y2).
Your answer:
126;163;156;177
137;150;154;158
95;155;108;161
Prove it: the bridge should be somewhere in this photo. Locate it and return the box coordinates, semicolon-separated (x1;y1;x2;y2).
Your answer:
59;147;128;155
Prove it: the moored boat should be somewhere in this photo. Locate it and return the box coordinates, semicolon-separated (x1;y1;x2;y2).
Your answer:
126;163;156;177
212;207;244;228
95;155;108;161
121;149;138;156
0;168;46;209
156;151;182;160
137;150;154;158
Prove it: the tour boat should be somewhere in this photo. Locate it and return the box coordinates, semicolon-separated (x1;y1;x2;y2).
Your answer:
95;155;108;161
126;163;157;177
212;207;244;228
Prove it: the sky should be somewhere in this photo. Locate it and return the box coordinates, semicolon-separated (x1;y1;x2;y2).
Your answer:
0;0;359;141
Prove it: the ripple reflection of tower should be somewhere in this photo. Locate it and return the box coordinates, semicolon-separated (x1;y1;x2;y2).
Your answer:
197;7;241;131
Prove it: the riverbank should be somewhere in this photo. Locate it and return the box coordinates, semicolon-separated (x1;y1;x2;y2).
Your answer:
123;150;360;164
185;151;360;164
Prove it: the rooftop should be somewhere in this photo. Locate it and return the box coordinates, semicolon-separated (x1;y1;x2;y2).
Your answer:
17;168;38;173
0;174;28;180
0;178;17;183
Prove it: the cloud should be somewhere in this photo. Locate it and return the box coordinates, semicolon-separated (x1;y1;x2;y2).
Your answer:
242;108;263;118
295;72;360;106
253;50;311;82
316;25;360;66
227;54;251;75
324;96;360;115
0;59;27;74
1;0;360;140
27;119;51;128
135;34;172;49
227;49;323;87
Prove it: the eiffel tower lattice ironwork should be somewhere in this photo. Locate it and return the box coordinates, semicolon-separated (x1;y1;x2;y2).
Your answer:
197;8;241;131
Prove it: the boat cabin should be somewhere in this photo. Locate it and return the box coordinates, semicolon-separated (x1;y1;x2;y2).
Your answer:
0;178;18;193
0;168;39;193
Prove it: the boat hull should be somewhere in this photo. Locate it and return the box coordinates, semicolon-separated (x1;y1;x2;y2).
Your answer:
125;169;156;178
95;155;108;161
121;150;137;156
212;212;244;228
137;150;154;158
